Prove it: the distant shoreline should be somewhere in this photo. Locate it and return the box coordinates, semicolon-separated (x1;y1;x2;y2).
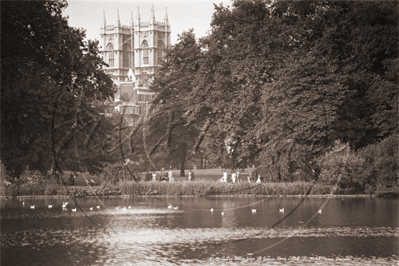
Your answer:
1;194;388;199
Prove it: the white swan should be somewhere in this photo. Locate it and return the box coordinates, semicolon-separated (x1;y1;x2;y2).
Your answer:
30;205;35;209
72;208;77;212
210;208;213;212
48;205;52;208
173;206;178;210
318;209;322;214
62;202;69;208
89;207;93;211
279;208;284;213
252;209;257;213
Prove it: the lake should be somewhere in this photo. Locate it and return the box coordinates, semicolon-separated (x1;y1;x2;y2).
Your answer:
1;196;398;265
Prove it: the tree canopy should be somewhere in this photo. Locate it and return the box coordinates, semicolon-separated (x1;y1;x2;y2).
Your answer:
150;0;398;179
1;0;116;177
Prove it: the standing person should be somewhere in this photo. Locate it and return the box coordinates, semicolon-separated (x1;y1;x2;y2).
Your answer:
188;170;192;181
256;174;262;183
191;169;195;181
54;170;61;184
152;172;157;182
220;170;227;182
69;172;75;186
168;169;174;182
236;171;241;183
145;170;152;182
231;172;237;183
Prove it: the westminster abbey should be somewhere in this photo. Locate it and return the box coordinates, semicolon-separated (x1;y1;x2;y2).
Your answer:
100;6;171;126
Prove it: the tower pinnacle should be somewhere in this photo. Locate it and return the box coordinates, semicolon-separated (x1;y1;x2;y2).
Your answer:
150;5;156;24
116;9;120;27
164;7;169;25
102;10;106;28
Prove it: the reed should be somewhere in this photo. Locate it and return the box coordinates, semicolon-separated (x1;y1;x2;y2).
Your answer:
119;180;336;196
4;179;336;196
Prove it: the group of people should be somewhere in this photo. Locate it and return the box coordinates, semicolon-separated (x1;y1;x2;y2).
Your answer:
145;168;195;182
219;170;263;183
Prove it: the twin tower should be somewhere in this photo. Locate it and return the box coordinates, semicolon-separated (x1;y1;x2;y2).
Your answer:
100;6;171;87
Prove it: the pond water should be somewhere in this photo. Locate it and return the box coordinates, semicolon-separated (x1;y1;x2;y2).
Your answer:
1;196;398;265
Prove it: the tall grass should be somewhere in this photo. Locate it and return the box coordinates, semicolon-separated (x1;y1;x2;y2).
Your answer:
5;181;63;196
119;180;336;196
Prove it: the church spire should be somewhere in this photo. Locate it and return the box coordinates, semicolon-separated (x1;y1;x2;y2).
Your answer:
116;9;120;27
136;7;140;25
130;11;134;28
164;7;169;25
150;5;156;24
102;10;106;28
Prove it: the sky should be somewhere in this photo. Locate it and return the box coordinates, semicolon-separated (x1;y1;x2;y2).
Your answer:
63;0;232;45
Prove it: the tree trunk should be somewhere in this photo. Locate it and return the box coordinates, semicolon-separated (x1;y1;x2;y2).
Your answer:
180;143;187;177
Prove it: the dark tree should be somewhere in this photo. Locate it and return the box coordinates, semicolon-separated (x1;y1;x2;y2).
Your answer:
1;1;116;177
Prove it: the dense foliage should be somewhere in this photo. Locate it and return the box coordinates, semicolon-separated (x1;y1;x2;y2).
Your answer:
150;0;398;185
1;0;116;177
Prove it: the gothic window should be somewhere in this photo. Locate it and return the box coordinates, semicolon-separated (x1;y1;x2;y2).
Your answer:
123;43;130;68
107;43;114;67
157;40;165;65
142;40;149;65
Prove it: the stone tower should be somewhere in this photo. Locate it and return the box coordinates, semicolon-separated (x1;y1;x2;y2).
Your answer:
100;6;171;126
100;6;171;86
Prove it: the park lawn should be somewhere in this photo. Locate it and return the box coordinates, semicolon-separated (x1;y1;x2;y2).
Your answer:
140;168;254;182
59;168;255;186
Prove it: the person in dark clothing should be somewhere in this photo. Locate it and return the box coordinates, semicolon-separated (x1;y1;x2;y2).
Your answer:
190;170;195;181
145;171;152;182
70;173;75;186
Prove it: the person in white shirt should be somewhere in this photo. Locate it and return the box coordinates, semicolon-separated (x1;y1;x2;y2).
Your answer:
256;174;262;183
231;172;237;183
168;169;174;182
220;170;228;182
152;173;157;182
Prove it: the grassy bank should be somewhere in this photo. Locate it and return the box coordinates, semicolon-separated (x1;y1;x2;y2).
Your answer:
4;180;398;197
120;180;337;196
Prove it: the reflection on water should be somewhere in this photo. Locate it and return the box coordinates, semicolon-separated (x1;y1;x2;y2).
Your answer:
1;197;398;265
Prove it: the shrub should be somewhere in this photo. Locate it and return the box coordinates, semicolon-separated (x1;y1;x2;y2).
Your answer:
357;134;398;189
102;162;141;186
315;140;371;192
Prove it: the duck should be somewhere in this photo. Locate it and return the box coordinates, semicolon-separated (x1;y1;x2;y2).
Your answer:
48;205;52;208
122;207;127;211
252;209;257;213
96;205;100;209
72;208;77;212
62;202;69;208
168;205;173;209
89;207;93;211
115;206;119;210
318;209;322;214
128;206;132;209
279;208;284;213
173;206;178;210
30;205;35;209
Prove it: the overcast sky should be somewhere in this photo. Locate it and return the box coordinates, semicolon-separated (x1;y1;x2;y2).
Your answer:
64;0;231;45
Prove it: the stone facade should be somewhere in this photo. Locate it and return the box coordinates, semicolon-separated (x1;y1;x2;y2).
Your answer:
100;6;171;126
